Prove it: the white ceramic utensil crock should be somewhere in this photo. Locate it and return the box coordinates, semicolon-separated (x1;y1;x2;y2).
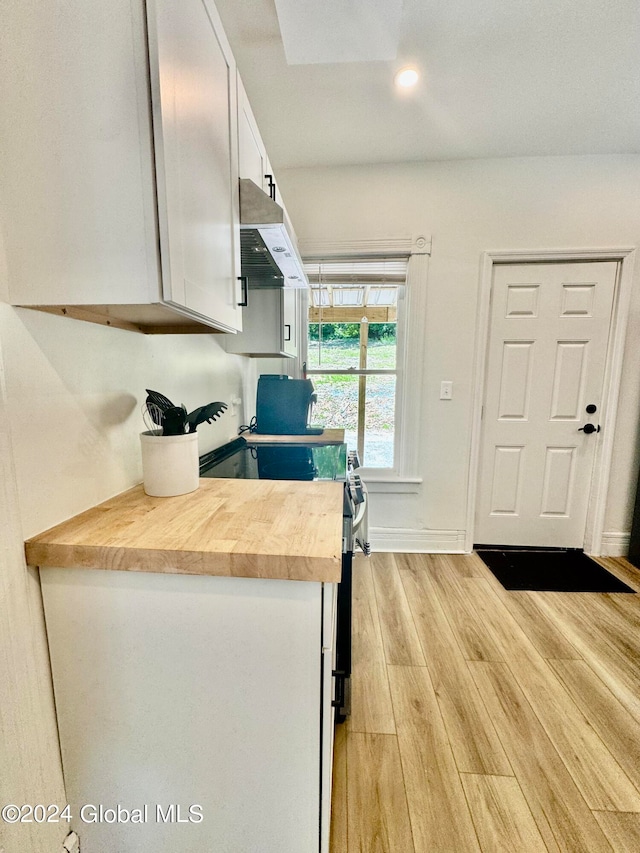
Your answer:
140;430;199;497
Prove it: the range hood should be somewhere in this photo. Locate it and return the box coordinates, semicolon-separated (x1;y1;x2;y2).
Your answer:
239;179;308;288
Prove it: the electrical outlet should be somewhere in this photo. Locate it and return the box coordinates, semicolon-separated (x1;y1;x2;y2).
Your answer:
440;381;453;400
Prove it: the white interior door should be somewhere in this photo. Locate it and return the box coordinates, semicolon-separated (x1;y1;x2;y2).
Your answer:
475;261;618;548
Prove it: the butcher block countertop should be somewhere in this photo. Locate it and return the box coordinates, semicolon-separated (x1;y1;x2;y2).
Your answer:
25;479;344;582
246;429;345;445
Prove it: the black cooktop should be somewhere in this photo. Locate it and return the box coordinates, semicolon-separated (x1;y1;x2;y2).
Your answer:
199;437;348;482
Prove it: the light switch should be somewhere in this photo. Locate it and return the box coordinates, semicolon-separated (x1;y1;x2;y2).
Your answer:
440;381;453;400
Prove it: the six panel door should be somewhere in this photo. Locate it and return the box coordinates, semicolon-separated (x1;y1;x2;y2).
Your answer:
475;261;618;548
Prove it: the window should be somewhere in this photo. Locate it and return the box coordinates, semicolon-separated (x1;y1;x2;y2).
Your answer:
304;259;407;468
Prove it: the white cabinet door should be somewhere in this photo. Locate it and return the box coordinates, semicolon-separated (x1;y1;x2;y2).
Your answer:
236;78;280;206
226;288;298;357
265;155;283;206
2;0;157;308
147;0;242;333
237;74;269;192
283;288;299;358
320;583;338;853
4;0;244;334
41;569;324;853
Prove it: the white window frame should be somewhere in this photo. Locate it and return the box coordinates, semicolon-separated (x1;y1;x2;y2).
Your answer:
297;237;431;490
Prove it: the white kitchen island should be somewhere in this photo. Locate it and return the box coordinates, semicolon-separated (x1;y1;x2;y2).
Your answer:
27;480;343;853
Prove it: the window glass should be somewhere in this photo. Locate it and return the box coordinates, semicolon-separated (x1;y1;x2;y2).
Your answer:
307;324;361;370
305;263;406;470
364;375;396;467
311;373;359;449
365;324;397;369
308;321;397;468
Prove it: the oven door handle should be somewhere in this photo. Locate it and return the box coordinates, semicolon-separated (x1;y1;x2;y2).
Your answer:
350;480;370;556
352;498;366;532
352;484;368;534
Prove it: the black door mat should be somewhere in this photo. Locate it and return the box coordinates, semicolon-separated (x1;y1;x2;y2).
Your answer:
475;548;635;593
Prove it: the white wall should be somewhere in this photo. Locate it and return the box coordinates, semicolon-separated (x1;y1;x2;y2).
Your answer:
0;299;253;852
0;321;66;853
279;154;640;549
0;307;251;537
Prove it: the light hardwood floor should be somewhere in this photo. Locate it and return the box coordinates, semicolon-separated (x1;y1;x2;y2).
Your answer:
330;552;640;852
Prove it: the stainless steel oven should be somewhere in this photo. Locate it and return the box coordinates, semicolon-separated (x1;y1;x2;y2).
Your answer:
199;437;368;722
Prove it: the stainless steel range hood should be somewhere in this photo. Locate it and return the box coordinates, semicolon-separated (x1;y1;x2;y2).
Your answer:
239;179;308;288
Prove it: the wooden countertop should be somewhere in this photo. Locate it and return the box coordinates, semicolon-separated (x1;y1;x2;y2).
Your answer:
25;479;344;582
246;429;345;445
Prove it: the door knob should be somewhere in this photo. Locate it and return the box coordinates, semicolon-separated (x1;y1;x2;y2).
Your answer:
578;423;600;434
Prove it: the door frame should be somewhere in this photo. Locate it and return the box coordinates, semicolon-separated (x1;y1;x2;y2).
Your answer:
466;247;636;555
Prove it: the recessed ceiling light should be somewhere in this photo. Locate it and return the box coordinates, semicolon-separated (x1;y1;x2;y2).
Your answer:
394;67;419;89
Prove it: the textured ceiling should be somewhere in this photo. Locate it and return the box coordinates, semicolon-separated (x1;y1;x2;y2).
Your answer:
215;0;640;169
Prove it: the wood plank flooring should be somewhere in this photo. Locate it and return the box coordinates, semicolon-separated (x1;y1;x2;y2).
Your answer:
331;552;640;852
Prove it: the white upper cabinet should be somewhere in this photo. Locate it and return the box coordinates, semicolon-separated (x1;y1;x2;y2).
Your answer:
237;76;270;195
147;0;242;333
282;288;299;358
234;74;305;357
2;0;242;334
265;155;284;208
237;74;282;209
226;287;299;358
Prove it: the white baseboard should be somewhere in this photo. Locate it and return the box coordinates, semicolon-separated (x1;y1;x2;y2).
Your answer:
370;527;467;553
599;531;630;557
369;528;632;557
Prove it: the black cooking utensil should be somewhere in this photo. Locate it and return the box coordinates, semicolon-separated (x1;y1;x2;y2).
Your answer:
145;389;175;413
143;389;228;433
160;406;188;436
186;402;228;433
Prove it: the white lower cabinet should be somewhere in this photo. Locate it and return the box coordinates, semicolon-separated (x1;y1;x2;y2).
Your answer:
321;583;338;853
2;0;242;334
40;568;336;853
226;287;299;357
